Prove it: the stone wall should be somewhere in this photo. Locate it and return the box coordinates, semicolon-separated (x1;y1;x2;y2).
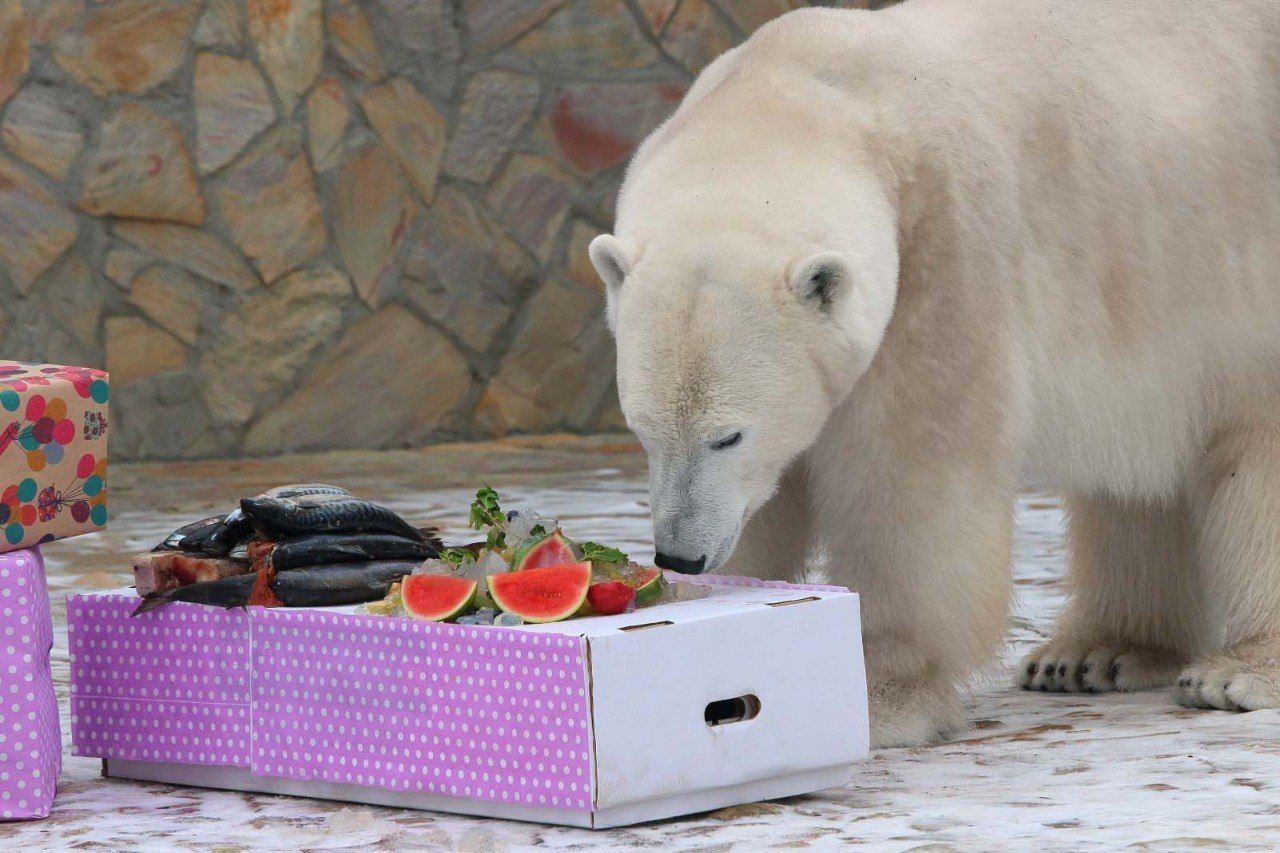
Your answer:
0;0;888;460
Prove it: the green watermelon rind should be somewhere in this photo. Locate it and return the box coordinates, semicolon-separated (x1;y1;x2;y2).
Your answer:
402;575;478;622
487;562;591;623
509;529;578;571
631;567;666;606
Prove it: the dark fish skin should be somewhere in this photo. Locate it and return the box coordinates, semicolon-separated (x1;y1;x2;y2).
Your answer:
270;561;420;607
266;533;439;571
193;514;253;556
133;573;257;613
154;516;225;552
167;485;356;557
131;560;420;614
240;496;423;541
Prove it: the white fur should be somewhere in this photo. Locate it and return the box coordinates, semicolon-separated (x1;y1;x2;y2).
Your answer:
592;0;1280;747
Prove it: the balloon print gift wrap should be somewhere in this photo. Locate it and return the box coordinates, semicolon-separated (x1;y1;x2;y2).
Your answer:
0;363;108;552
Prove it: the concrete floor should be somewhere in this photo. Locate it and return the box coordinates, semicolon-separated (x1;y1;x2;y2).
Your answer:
3;434;1278;851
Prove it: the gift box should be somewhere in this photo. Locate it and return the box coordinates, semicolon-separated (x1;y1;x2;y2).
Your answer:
68;575;868;828
0;362;109;552
0;547;60;821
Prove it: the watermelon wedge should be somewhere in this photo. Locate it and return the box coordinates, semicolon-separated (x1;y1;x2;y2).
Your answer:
488;562;591;623
628;566;666;606
509;529;577;571
402;574;478;621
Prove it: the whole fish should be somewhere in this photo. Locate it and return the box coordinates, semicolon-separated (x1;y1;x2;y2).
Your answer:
131;559;420;614
158;484;357;557
261;532;440;571
240;496;423;541
205;484;356;556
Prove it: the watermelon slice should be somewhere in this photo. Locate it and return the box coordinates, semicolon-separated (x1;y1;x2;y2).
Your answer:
628;566;666;606
510;529;577;571
488;562;591;623
402;574;478;621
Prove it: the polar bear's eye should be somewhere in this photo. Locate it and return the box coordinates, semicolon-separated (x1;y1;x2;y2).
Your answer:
710;432;743;451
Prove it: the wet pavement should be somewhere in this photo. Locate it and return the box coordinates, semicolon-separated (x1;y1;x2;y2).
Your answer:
2;434;1278;850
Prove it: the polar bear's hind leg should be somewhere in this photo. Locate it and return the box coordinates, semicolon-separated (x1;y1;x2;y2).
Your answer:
1176;428;1280;711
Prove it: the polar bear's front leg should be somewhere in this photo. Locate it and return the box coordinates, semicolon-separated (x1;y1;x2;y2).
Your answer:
1177;428;1280;711
1020;494;1198;693
717;463;809;583
810;440;1015;748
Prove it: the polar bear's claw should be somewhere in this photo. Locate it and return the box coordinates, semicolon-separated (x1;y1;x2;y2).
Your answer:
1019;642;1182;694
1175;648;1280;711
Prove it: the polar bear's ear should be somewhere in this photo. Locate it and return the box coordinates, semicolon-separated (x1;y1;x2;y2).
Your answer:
588;234;634;292
589;234;635;332
789;251;853;312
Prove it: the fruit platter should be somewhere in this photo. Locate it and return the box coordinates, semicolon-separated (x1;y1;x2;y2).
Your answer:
132;484;687;625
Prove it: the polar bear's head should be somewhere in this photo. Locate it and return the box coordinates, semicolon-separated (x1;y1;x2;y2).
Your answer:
589;75;900;572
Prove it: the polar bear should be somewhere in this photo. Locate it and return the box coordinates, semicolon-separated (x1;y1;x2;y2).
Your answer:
588;0;1280;747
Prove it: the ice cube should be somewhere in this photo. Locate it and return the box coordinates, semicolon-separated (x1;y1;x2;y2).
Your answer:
495;612;524;627
457;615;478;625
415;558;454;575
504;509;558;541
474;550;509;576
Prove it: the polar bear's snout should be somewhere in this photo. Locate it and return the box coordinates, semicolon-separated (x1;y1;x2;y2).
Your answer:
648;451;745;574
653;551;706;575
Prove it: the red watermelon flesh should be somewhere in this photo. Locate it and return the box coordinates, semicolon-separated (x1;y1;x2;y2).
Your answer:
587;580;635;615
488;562;591;623
511;530;577;571
402;574;478;621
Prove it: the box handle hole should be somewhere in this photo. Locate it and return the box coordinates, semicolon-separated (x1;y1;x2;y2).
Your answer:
705;694;760;727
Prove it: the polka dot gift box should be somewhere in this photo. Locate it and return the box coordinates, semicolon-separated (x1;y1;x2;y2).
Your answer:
0;548;60;820
68;577;869;828
0;363;108;553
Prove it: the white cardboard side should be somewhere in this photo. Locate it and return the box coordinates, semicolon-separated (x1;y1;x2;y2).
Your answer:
587;593;868;814
90;584;869;828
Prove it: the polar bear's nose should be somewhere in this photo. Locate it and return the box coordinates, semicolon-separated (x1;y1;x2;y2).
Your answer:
654;551;707;574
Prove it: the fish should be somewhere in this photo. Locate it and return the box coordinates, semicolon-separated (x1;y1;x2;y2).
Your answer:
153;516;224;552
131;559;421;614
239;496;424;541
259;532;440;572
156;484;357;557
132;551;251;596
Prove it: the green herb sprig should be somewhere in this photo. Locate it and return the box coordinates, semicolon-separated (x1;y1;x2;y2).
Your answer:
580;541;628;565
468;486;507;550
439;547;474;567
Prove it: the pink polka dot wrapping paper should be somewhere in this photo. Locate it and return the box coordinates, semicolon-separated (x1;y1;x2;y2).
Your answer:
0;547;60;821
68;594;594;812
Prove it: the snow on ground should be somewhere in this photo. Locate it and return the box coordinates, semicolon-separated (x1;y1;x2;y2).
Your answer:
3;437;1277;851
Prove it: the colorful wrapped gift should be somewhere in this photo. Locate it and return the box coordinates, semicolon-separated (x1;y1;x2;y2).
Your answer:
0;362;108;552
0;547;60;821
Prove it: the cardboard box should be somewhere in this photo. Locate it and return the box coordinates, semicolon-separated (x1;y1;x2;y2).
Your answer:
0;547;59;821
68;575;868;828
0;362;108;552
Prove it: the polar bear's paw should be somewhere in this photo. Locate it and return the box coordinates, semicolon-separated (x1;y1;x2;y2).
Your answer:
1175;645;1280;711
1019;641;1183;693
868;679;962;748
